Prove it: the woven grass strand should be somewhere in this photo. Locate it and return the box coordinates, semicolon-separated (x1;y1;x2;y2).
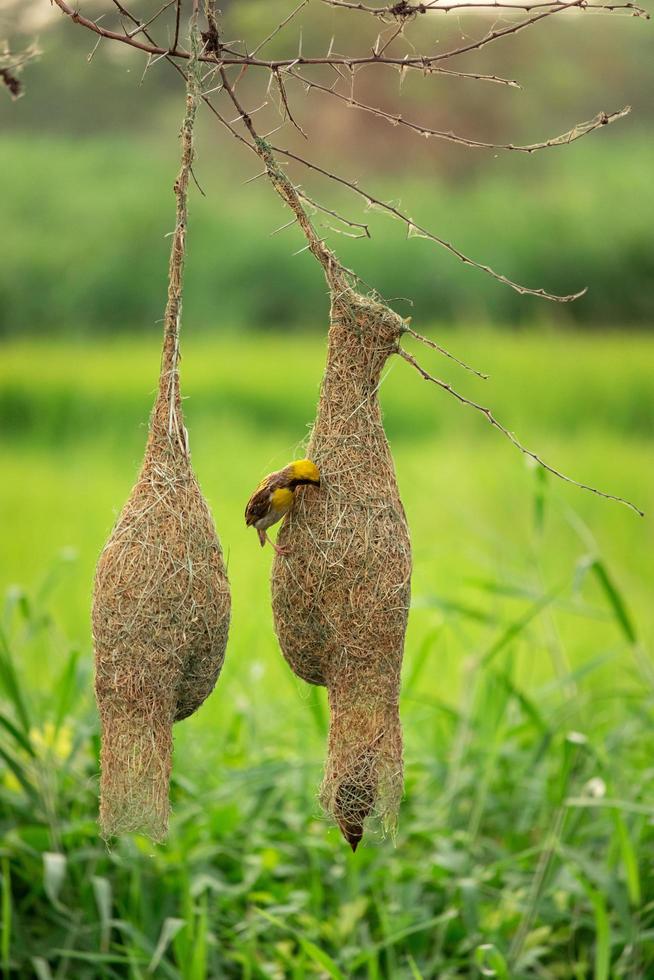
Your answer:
92;11;230;842
272;288;412;850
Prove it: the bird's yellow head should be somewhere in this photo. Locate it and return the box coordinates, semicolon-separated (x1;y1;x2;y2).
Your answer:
285;458;321;488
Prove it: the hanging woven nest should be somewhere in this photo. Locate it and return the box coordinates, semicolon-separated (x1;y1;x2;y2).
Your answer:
271;283;412;850
92;20;230;842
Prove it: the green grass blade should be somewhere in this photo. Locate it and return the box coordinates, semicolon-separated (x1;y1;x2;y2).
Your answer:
31;958;54;980
298;939;346;980
480;589;559;667
611;811;641;908
583;882;611;980
188;896;208;980
148;918;185;976
349;912;458;969
532;465;548;536
474;943;509;979
1;858;11;979
495;671;550;735
406;955;424;980
0;626;31;733
404;627;442;695
589;559;637;644
417;595;497;625
53;649;82;731
0;744;37;799
43;853;67;911
91;876;113;956
0;712;35;757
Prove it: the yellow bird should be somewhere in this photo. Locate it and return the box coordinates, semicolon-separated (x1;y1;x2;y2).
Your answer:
245;458;321;555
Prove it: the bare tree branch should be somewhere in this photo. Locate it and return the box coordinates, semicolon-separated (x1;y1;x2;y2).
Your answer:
124;0;177;40
273;68;308;138
321;0;649;17
250;0;309;58
430;0;648;65
402;324;489;379
172;0;183;52
49;0;641;305
290;68;630;153
397;345;644;516
268;143;588;302
50;0;649;70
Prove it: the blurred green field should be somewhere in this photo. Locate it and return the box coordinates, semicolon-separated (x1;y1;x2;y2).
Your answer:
2;329;653;644
0;328;653;977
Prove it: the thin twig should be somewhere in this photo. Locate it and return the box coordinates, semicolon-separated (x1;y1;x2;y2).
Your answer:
403;324;488;379
50;0;649;69
269;143;588;302
172;0;182;51
219;65;345;285
125;0;177;39
290;68;630;153
397;346;644;516
250;0;309;58
274;68;308;138
418;0;594;65
321;0;649;16
298;190;371;237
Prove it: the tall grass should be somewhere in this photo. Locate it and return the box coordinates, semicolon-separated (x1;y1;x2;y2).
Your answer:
0;331;653;976
1;546;652;977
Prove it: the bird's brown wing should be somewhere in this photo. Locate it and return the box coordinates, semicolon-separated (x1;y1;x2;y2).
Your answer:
245;471;288;526
245;484;271;526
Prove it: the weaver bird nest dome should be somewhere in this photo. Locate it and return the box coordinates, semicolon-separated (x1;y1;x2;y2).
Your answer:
93;377;231;842
272;287;412;850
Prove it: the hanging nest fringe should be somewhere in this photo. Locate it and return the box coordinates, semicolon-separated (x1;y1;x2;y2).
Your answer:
92;14;230;842
271;284;412;850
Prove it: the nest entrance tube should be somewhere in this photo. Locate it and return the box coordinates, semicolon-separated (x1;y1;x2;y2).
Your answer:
272;286;412;849
92;15;230;842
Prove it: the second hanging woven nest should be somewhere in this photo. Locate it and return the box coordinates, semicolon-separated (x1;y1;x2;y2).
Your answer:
93;369;231;842
92;21;230;842
271;284;412;849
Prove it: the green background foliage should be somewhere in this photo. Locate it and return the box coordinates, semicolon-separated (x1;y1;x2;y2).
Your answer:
1;0;654;334
1;0;653;975
1;134;654;334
